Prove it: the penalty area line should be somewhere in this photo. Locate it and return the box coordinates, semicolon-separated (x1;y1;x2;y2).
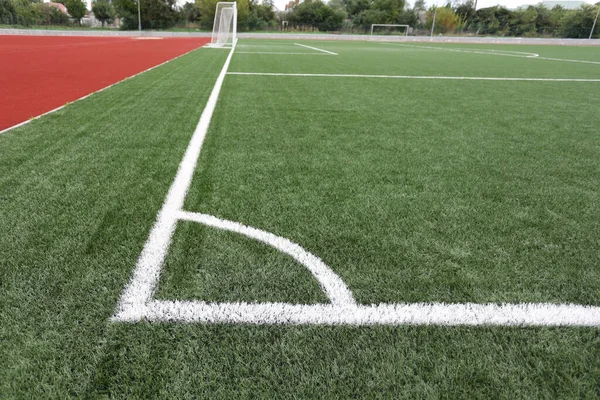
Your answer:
227;72;600;82
294;43;338;55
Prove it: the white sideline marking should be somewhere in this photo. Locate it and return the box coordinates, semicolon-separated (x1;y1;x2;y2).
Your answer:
112;43;238;321
294;43;338;55
123;301;600;326
236;51;331;55
227;72;600;82
113;40;600;327
0;46;202;135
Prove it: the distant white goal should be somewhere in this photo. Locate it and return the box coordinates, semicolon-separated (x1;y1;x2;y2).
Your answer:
370;24;410;36
207;2;237;48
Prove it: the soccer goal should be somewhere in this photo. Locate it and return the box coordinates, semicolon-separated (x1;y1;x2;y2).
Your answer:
370;24;410;36
207;2;237;48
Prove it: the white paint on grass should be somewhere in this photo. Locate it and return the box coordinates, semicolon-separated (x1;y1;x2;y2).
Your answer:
0;46;201;135
112;43;238;322
294;43;338;55
535;56;600;65
389;43;540;58
227;71;600;82
236;51;331;55
113;40;600;327
386;43;600;65
178;211;356;306
121;300;600;326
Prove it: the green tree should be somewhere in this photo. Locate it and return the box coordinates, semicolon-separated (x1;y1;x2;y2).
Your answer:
0;0;18;24
11;0;43;26
288;0;345;31
197;0;249;30
113;0;136;28
427;6;459;33
92;0;115;26
559;4;599;38
65;0;86;24
114;0;180;30
343;0;369;17
180;1;200;22
247;0;275;30
454;0;475;31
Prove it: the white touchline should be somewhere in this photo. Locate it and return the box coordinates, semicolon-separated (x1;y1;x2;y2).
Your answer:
112;41;600;327
294;43;339;55
112;42;238;322
131;301;600;326
227;72;600;82
0;46;202;136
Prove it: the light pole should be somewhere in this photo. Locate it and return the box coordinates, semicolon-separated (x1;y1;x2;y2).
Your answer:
590;4;600;40
430;7;437;37
137;0;142;33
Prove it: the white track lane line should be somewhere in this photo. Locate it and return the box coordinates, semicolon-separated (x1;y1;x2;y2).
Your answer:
0;46;202;135
294;43;338;55
227;72;600;82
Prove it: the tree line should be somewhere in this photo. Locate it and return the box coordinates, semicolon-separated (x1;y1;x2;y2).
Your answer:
284;0;599;38
0;0;276;29
1;0;598;38
430;1;600;38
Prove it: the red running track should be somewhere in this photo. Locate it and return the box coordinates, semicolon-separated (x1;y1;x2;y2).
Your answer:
0;35;210;131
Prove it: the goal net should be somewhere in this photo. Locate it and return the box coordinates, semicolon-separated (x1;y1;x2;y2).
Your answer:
370;24;410;36
208;2;237;48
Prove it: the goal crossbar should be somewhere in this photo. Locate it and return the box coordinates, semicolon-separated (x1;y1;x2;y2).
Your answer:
370;24;410;36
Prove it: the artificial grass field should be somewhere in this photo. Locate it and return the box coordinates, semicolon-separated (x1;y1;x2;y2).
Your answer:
1;39;599;397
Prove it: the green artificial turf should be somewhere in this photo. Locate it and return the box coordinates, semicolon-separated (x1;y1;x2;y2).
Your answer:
1;39;599;398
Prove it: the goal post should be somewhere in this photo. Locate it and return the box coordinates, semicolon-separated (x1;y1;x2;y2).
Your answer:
370;24;410;36
207;2;237;48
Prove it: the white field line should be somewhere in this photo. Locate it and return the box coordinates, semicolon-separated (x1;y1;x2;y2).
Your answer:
131;301;600;326
112;43;237;322
389;43;540;58
0;46;202;136
227;72;600;82
112;40;600;327
178;211;356;306
386;43;600;65
236;51;331;55
535;56;600;65
294;43;338;55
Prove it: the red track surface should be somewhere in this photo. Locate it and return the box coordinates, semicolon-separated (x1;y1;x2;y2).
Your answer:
0;35;209;131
